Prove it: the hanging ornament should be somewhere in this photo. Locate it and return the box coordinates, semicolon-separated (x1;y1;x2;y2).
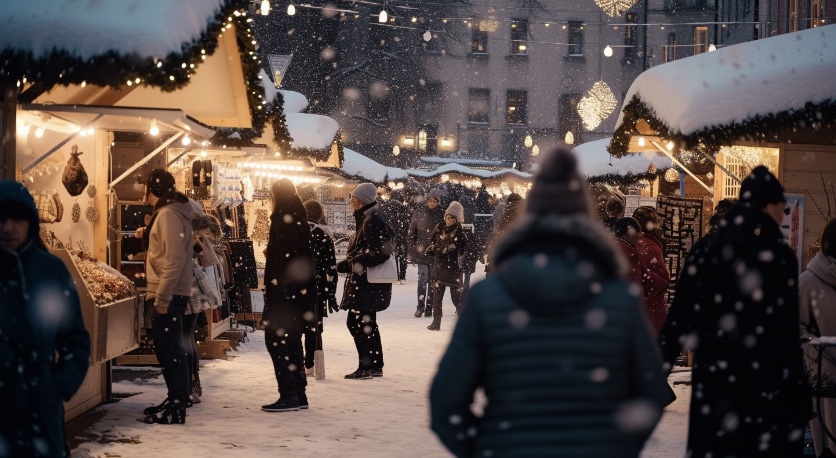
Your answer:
577;81;618;131
665;168;680;183
647;163;657;174
72;202;81;223
87;185;97;198
595;0;638;17
85;206;99;222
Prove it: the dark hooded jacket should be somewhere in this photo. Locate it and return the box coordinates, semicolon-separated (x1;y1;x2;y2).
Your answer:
427;221;467;287
338;202;393;312
430;214;668;458
659;204;810;457
407;204;444;265
0;181;90;457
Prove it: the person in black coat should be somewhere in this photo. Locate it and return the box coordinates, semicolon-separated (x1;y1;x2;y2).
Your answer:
261;179;317;412
379;191;410;283
337;183;393;380
301;200;338;375
407;188;444;317
426;201;469;331
0;180;90;457
659;166;810;457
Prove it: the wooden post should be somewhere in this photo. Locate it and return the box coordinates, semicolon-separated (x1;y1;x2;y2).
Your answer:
1;86;18;181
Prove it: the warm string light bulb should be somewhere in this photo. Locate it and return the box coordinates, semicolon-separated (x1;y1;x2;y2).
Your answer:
182;135;192;146
378;9;387;23
604;45;613;57
260;0;270;15
392;145;400;156
423;30;432;42
149;119;159;136
287;3;295;16
35;127;45;138
524;134;533;148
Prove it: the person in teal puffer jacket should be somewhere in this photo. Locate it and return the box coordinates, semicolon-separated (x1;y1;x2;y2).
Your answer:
429;148;670;458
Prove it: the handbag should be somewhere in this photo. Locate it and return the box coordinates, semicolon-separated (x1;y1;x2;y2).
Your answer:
366;254;398;283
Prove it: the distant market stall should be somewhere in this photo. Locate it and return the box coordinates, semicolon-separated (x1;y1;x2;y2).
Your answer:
609;23;836;267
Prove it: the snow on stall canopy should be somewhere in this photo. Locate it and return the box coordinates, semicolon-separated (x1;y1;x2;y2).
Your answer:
614;24;836;135
342;148;409;183
279;90;309;114
0;0;226;59
406;162;531;179
286;112;339;150
572;138;671;176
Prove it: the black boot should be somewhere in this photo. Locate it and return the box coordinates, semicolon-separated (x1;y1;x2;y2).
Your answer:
424;308;432;317
414;306;424;318
261;397;300;412
143;398;171;415
144;399;186;424
427;317;441;331
344;368;372;380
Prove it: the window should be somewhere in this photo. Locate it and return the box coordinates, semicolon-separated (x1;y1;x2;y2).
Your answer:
418;130;428;151
664;32;677;62
811;0;823;27
472;27;488;54
506;90;528;125
468;89;490;124
623;13;638;63
722;155;747;199
693;26;709;55
510;19;528;54
567;21;584;56
559;93;582;143
789;0;799;32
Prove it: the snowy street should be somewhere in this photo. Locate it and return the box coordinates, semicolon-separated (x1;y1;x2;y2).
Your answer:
69;264;690;457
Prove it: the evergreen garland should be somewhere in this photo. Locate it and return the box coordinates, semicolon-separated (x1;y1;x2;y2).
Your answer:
610;95;836;158
335;130;345;168
270;91;293;153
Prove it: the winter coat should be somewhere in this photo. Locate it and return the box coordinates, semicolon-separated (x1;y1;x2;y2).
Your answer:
188;261;221;315
430;214;668;458
338;202;393;312
0;180;90;458
407;204;444;265
143;192;195;306
615;238;644;294
659;204;810;458
636;232;669;335
799;252;836;455
379;199;410;246
309;222;338;318
427;222;467;287
263;202;317;326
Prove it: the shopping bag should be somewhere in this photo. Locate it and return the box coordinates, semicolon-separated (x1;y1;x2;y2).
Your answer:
366;255;398;283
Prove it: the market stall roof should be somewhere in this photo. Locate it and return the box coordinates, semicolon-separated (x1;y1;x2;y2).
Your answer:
280;90;310;114
610;24;836;157
572;138;671;176
421;156;505;167
19;103;216;139
287;113;339;150
2;0;265;130
342;148;409;183
406;162;532;180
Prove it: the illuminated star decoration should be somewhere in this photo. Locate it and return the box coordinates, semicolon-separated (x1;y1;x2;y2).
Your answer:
595;0;638;17
577;81;618;130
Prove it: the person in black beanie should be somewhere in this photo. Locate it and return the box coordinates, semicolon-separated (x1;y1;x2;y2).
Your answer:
660;165;809;457
430;147;668;457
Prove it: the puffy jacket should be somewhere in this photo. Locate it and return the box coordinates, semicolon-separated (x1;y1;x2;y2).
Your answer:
144;193;195;306
427;222;467;287
338;202;393;312
407;205;444;265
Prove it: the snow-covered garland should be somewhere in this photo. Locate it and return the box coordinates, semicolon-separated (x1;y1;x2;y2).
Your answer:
283;130;344;164
609;96;836;158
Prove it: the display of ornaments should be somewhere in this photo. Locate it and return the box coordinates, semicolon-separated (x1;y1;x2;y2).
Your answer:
87;185;97;198
72;202;81;222
85;206;99;222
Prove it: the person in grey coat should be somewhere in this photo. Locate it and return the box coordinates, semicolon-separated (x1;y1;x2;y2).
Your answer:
407;188;444;317
801;218;836;457
430;148;668;457
337;183;393;380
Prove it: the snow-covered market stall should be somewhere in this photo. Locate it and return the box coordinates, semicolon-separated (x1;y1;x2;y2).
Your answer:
0;0;286;420
610;23;836;269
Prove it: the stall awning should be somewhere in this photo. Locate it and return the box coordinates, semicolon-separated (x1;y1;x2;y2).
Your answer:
572;138;671;177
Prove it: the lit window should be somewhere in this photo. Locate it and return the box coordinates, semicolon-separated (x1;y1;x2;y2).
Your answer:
510;19;528;54
693;27;709;55
472;28;488;53
506;90;527;125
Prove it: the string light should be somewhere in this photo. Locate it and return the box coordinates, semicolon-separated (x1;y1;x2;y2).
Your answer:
638;137;646;147
564;131;575;145
577;81;618;130
287;3;296;16
35;127;44;138
524;134;533;148
182;135;192;146
392;145;400;156
378;8;388;23
149;119;159;136
604;45;613;57
423;30;432;41
595;0;638;17
532;145;540;156
260;0;270;16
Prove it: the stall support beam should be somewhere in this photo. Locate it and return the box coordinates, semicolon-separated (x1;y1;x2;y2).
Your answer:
699;149;741;184
2;87;17;180
109;132;183;189
650;141;712;193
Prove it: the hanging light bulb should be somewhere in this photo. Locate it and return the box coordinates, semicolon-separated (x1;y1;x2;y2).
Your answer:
423;30;432;42
378;8;388;23
287;3;296;15
524;134;533;148
260;0;270;15
666;140;674;151
637;137;646;147
604;45;613;57
149;119;159;136
86;127;94;136
182;135;192;146
200;150;207;158
392;145;400;156
564;131;575;145
35;127;45;138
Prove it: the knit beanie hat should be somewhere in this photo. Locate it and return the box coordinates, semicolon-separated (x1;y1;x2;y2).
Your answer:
427;188;442;203
445;201;465;223
351;183;378;204
146;169;176;198
303;200;326;224
525;147;591;216
613;216;641;237
739;165;785;210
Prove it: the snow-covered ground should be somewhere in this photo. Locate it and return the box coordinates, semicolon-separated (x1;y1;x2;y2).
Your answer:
70;264;689;458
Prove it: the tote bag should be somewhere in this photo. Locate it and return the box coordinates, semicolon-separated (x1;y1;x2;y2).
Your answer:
366;255;398;283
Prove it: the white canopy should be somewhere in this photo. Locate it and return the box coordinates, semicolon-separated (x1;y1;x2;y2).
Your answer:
572;138;671;176
342;148;409;183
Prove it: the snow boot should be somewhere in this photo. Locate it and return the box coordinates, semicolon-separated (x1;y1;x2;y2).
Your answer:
344;368;372;380
427;317;441;331
143;399;186;424
298;392;309;410
414;306;424;318
261;397;300;412
370;368;383;378
143;398;171;416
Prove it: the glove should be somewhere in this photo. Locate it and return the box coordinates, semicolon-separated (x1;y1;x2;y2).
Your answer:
328;297;339;314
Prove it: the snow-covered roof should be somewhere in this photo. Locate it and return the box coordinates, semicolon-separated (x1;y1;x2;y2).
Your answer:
573;138;671;176
0;0;226;59
610;24;836;156
286;113;339;150
342;148;409;183
406;162;531;179
420;156;505;167
279;90;309;114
